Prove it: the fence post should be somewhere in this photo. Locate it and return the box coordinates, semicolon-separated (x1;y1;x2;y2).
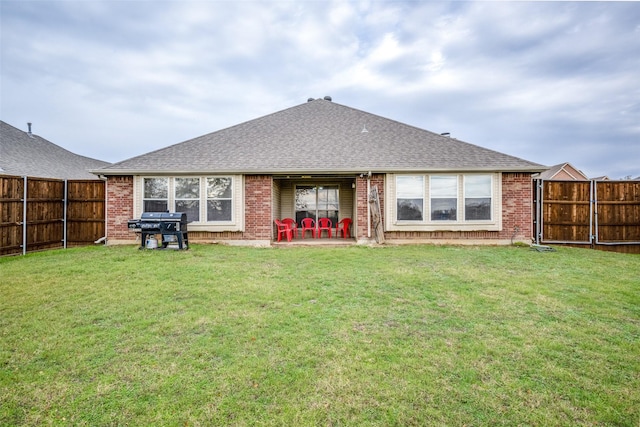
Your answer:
63;179;68;249
589;180;594;246
22;176;27;255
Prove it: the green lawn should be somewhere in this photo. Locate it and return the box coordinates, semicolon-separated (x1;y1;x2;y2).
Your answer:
1;244;639;426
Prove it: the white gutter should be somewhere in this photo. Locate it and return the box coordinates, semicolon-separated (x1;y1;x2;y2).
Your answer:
91;166;548;176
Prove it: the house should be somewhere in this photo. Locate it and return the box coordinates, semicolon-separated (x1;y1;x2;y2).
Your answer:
94;97;546;246
0;121;110;180
534;162;588;181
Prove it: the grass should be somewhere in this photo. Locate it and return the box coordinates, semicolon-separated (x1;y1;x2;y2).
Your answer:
1;244;639;426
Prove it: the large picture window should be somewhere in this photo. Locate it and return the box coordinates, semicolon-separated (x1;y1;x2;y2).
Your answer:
143;178;168;212
139;176;238;228
390;173;497;229
396;176;424;221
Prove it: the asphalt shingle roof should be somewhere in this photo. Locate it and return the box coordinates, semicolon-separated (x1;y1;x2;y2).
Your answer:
536;162;588;180
97;99;545;175
1;121;110;180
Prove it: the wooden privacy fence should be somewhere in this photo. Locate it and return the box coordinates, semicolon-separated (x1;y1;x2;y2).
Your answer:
1;175;105;256
534;180;640;253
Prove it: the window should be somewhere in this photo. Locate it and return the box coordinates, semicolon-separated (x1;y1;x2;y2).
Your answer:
175;177;200;222
317;185;339;223
396;176;424;221
143;178;168;212
388;173;498;230
138;175;240;230
464;175;492;220
295;185;339;224
207;177;233;222
430;175;457;221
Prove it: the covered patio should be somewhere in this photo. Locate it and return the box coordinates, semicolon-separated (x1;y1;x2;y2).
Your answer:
272;175;358;244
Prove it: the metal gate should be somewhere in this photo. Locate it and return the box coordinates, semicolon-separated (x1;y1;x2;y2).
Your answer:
534;180;640;248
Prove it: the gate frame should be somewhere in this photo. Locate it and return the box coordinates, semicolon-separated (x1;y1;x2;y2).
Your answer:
534;179;593;245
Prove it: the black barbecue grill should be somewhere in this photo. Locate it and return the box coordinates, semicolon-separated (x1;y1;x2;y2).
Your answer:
128;212;189;250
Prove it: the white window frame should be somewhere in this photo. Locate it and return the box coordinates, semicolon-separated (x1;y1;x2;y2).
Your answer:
134;175;244;232
174;177;201;222
142;177;169;212
463;174;493;221
429;175;459;222
396;175;425;222
206;177;234;223
386;173;502;232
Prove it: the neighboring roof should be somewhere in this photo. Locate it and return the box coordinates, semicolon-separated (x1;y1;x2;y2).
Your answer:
96;98;546;175
0;121;110;180
535;162;588;181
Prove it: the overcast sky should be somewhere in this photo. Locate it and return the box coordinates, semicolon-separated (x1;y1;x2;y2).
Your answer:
2;0;639;179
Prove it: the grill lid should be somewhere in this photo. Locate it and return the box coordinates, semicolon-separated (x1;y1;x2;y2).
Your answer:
140;212;187;221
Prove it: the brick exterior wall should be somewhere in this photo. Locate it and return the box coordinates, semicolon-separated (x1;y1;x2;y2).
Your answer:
243;175;273;240
358;172;534;242
106;173;531;244
105;175;274;243
106;176;134;241
355;174;385;239
499;172;533;241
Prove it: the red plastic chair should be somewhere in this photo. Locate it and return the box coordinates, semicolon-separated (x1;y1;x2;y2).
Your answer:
317;218;332;238
274;219;293;242
281;218;298;238
300;218;316;238
335;218;352;238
